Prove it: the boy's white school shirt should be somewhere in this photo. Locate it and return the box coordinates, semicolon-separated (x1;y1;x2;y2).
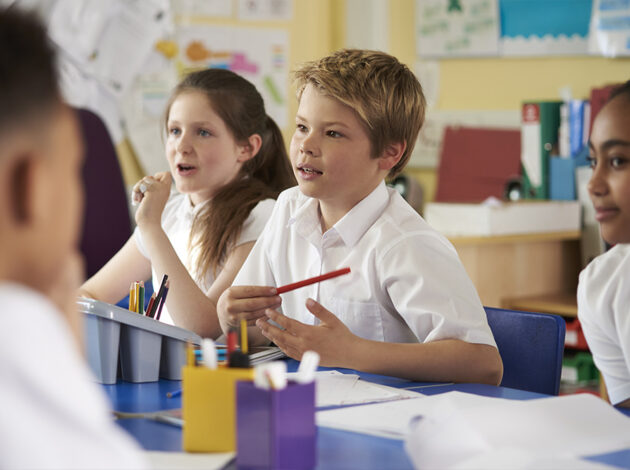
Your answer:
234;182;497;346
0;283;147;469
578;243;630;405
135;192;275;325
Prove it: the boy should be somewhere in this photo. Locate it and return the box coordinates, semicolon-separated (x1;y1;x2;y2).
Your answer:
0;8;146;468
578;80;630;408
218;49;502;384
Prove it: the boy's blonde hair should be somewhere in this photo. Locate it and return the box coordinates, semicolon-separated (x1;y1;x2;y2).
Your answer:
293;49;426;177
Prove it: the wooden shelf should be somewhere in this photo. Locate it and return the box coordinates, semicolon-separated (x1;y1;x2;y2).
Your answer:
449;230;581;246
449;233;581;308
501;292;578;317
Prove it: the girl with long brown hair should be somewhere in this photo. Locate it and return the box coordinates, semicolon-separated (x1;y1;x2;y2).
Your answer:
79;68;295;338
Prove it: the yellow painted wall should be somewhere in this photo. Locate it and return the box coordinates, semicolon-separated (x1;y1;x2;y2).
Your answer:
388;0;630;202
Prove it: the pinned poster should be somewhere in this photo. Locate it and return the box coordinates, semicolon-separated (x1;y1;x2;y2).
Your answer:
175;25;289;127
238;0;293;21
499;0;592;55
416;0;500;57
589;0;630;57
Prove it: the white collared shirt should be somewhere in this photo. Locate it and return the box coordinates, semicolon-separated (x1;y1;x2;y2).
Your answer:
135;192;275;325
0;283;147;469
578;243;630;405
234;182;496;346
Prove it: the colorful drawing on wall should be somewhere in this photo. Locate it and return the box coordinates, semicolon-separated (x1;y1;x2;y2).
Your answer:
416;0;500;57
499;0;593;55
176;25;289;126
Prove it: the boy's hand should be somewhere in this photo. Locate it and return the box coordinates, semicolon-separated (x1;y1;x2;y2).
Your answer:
217;285;282;333
133;172;172;229
256;298;355;367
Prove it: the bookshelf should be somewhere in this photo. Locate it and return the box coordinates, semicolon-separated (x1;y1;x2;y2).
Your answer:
449;231;581;308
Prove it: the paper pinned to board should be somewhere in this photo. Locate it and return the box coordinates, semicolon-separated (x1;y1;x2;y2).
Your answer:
404;391;630;469
287;370;421;408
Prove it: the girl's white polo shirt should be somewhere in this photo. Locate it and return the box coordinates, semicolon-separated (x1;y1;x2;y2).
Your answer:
578;243;630;405
135;192;275;325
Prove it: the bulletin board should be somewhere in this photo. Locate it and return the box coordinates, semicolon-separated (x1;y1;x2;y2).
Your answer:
416;0;629;57
122;0;292;177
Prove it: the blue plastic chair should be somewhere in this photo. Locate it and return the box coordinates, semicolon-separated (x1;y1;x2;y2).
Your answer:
485;306;566;396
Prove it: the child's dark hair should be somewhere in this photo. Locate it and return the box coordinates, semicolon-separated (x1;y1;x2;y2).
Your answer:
609;79;630;103
0;7;60;134
165;69;295;279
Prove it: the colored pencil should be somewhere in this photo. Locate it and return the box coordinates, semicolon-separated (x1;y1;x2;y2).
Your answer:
275;267;351;294
138;281;145;314
240;318;248;354
155;280;169;321
129;282;136;312
145;292;156;316
147;274;168;318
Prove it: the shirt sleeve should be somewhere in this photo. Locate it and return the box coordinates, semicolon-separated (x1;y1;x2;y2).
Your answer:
379;232;497;347
235;199;276;247
232;200;281;288
0;287;148;469
577;254;630;405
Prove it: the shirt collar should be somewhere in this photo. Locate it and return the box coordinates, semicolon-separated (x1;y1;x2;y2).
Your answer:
288;181;390;248
334;181;389;247
181;194;210;223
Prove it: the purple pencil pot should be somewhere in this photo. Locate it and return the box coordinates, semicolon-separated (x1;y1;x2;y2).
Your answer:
236;381;316;469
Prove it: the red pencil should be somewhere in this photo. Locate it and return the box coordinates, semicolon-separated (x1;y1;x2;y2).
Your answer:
276;267;351;294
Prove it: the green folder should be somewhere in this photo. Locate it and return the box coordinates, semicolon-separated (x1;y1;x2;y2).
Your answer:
521;101;562;199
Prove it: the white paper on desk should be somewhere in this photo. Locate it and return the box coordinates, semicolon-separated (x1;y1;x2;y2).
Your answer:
145;451;234;470
404;392;630;469
451;448;618;470
287;371;420;408
317;396;433;439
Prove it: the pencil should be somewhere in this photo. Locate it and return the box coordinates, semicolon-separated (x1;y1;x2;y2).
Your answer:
147;274;168;318
186;340;195;366
227;327;237;356
240;318;248;354
155;280;169;321
134;282;141;313
166;389;182;398
138;281;145;314
129;282;136;312
145;292;156;316
276;267;351;294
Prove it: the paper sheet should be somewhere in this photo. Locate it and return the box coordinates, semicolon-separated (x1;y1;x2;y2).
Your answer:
287;371;420;408
316;396;430;439
145;451;234;470
451;449;619;470
404;392;630;469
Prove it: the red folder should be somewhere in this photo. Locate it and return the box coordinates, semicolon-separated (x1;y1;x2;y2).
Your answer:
435;126;521;203
588;84;620;137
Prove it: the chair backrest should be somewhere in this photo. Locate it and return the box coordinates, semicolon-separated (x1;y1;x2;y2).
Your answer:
484;306;566;395
77;108;132;278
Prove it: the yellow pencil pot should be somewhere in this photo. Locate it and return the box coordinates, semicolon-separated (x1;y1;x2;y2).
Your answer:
182;365;254;452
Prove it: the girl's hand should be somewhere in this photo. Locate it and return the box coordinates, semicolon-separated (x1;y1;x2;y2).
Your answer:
133;172;172;230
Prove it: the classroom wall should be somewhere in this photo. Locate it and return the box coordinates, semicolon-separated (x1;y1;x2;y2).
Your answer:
387;0;630;203
117;1;346;186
